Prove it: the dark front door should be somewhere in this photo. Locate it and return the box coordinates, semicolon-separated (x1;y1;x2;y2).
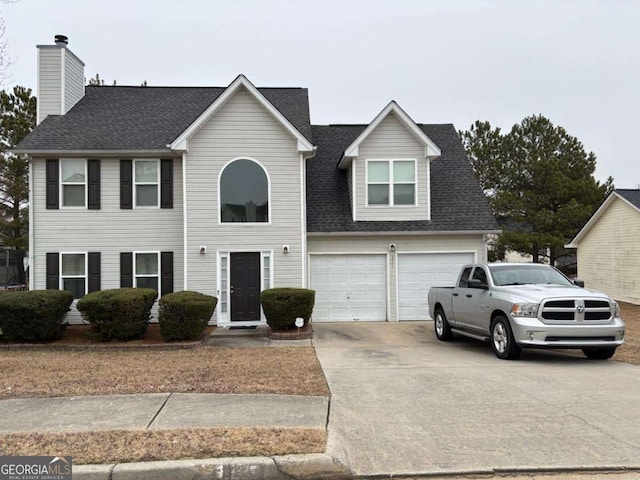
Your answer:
230;252;261;321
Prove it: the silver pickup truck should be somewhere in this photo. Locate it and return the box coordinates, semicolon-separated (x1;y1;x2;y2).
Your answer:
428;263;625;360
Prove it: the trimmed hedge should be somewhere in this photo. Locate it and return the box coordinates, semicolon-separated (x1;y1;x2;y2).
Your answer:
77;288;156;341
260;288;315;331
0;290;73;342
158;291;217;341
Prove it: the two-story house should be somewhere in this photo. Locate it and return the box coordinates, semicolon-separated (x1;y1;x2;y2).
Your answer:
16;36;498;326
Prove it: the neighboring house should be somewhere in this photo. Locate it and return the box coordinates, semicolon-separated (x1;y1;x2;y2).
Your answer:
566;189;640;305
15;36;498;325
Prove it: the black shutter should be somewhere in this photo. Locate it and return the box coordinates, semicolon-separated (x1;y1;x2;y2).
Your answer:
88;159;101;210
160;159;173;209
120;160;133;209
46;159;59;209
88;252;101;293
46;252;59;289
160;251;173;296
16;250;26;285
120;252;133;287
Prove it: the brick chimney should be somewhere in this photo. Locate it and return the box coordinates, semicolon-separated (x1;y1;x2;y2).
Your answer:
36;35;85;124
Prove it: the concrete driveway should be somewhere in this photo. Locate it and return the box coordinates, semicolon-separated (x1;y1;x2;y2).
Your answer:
313;321;640;477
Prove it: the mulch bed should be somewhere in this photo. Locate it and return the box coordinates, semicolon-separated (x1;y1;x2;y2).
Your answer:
269;322;313;340
0;324;215;350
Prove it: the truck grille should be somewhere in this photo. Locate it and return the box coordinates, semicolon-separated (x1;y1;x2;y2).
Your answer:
540;298;612;323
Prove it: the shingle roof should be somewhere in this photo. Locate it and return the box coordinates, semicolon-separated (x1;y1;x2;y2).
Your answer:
18;85;497;233
616;189;640;210
306;124;498;232
16;85;312;151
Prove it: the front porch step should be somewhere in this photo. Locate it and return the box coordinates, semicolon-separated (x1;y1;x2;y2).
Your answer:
209;325;270;338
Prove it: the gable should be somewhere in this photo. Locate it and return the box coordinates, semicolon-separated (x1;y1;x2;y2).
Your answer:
338;101;440;169
189;87;298;153
567;191;640;247
171;75;314;154
359;113;424;158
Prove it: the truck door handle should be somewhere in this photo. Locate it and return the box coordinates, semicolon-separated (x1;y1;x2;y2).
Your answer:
466;294;472;298
452;293;459;297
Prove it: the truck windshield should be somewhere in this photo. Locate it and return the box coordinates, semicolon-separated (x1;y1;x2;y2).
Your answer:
489;265;573;287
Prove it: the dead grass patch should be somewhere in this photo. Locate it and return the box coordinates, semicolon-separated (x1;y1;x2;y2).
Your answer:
614;302;640;365
0;427;326;465
0;347;330;398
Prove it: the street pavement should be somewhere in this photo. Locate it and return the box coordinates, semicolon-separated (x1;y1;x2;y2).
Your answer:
312;321;640;477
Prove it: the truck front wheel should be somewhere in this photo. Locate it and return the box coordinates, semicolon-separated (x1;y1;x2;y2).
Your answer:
434;308;453;341
491;316;521;360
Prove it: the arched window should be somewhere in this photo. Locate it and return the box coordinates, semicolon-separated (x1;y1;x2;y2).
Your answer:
219;159;269;223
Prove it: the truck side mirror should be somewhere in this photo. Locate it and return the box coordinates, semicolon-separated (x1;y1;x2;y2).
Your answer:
573;279;585;288
468;279;488;290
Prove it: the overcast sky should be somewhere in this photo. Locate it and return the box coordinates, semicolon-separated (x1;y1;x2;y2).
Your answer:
3;0;639;188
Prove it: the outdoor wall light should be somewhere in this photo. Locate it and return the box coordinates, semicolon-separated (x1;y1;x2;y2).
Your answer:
389;243;396;252
282;245;290;254
199;246;207;255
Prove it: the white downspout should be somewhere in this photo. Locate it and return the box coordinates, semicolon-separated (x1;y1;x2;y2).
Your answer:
28;158;34;290
182;151;188;291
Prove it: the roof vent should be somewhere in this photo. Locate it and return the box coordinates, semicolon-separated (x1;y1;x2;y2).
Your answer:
54;35;68;46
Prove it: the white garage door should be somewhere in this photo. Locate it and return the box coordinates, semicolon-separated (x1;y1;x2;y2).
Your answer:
398;252;475;320
310;254;387;322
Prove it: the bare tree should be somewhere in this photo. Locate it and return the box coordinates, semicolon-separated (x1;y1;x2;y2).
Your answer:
0;0;19;85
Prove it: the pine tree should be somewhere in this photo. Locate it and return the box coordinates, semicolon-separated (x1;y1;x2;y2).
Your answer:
460;115;613;264
0;86;36;249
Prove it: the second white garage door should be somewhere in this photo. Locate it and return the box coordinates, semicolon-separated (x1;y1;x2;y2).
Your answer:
310;254;387;322
397;252;475;320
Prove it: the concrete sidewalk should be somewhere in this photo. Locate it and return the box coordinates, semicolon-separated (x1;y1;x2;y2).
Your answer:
0;393;347;480
0;393;328;433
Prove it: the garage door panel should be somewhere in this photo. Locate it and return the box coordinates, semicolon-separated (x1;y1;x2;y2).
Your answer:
398;253;475;321
310;255;387;322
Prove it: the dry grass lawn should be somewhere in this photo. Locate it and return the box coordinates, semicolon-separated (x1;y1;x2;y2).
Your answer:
0;347;330;398
0;427;326;465
614;302;640;365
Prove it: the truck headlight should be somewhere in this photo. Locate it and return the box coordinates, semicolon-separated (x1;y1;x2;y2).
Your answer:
612;301;620;318
511;303;539;318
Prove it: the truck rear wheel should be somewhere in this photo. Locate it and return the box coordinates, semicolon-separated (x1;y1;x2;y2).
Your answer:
434;308;453;341
491;316;521;360
582;347;616;360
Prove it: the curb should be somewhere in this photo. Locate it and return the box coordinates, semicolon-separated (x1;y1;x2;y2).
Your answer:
72;454;351;480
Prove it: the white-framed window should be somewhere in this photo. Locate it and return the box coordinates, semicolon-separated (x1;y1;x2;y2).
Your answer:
134;252;159;291
134;160;159;207
367;159;416;206
219;159;270;223
262;252;271;290
220;255;228;314
60;252;86;299
60;159;86;208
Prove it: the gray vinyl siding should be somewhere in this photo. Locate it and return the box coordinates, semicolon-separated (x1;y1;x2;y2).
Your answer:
355;113;429;221
185;87;304;301
37;47;62;123
308;234;485;321
63;49;84;113
32;157;184;323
